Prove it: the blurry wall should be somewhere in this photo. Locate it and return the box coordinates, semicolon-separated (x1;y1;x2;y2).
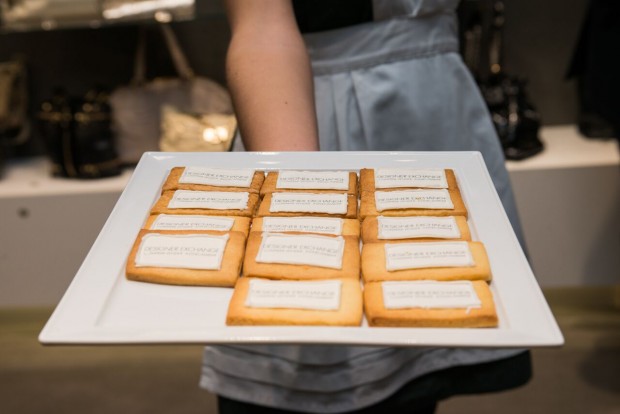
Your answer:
0;0;591;155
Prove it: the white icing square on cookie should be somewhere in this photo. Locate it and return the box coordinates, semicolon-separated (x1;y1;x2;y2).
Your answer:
374;190;453;211
270;193;348;214
261;217;344;235
256;233;345;269
245;279;342;311
374;168;448;189
135;233;229;269
276;170;349;190
377;216;460;239
384;241;474;270
151;214;235;231
382;281;481;309
168;190;249;210
179;167;255;187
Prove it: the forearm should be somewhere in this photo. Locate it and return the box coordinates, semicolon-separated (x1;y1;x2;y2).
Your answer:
225;0;319;151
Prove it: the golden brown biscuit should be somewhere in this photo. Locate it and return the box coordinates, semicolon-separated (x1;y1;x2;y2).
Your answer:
251;217;360;237
260;171;358;197
256;193;358;218
143;214;251;236
359;189;467;220
226;277;363;326
161;167;264;193
150;190;259;217
363;280;498;327
361;241;491;283
243;233;361;280
359;168;459;192
361;216;471;243
126;230;246;287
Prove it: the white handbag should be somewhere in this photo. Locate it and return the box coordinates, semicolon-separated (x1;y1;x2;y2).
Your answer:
109;24;235;164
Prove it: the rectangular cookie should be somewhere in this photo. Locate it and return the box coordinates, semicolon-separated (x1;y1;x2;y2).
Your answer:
161;166;264;193
364;280;498;328
361;241;491;283
359;188;467;219
359;168;459;192
361;216;470;243
243;232;361;280
144;214;251;236
150;190;259;217
226;277;363;326
126;229;246;287
255;193;358;218
260;171;358;197
251;217;360;237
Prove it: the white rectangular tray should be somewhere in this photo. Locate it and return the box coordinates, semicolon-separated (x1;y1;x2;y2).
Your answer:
39;151;564;347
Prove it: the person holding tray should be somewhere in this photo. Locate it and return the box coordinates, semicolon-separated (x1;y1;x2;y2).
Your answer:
200;1;532;413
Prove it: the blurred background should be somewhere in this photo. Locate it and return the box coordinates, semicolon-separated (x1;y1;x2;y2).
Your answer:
0;0;618;413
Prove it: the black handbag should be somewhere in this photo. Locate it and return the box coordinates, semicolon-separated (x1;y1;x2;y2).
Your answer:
480;74;544;161
459;0;544;160
38;88;122;179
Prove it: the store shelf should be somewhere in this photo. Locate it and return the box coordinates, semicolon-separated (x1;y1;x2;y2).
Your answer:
2;125;617;200
506;125;619;171
0;157;133;199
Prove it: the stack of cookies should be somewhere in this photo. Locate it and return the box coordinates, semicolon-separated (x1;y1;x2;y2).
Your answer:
125;166;263;287
359;168;498;328
125;166;498;329
230;170;363;326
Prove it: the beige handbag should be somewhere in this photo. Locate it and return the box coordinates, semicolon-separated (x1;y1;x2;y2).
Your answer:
109;24;235;164
0;58;29;146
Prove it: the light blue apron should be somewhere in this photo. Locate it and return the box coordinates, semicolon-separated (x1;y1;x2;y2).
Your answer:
205;1;524;412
